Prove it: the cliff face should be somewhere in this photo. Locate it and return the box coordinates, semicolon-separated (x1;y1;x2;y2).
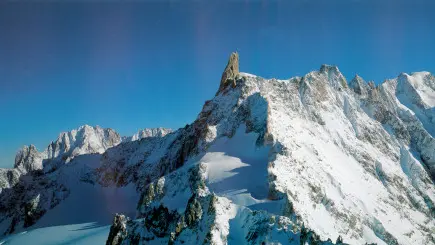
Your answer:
217;52;240;95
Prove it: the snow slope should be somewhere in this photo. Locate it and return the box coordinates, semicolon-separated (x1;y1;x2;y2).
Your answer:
0;153;140;244
0;223;110;245
201;126;283;215
403;72;435;108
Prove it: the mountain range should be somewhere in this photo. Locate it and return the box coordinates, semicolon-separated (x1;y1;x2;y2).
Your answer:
1;53;434;245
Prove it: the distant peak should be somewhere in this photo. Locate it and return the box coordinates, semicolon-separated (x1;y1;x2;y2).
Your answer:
123;128;173;142
367;81;376;89
318;64;348;89
400;71;432;79
353;74;363;80
349;74;369;96
411;71;431;76
16;144;38;155
217;52;240;95
57;125;115;137
14;144;43;172
77;124;99;131
319;64;340;74
399;72;409;78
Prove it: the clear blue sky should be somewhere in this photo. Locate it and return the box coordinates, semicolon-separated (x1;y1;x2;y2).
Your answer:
1;1;434;168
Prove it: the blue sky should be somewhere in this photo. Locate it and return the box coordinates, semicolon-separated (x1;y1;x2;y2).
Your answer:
1;1;434;168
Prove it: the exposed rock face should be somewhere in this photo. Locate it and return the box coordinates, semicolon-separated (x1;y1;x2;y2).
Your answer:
0;171;70;235
319;64;348;89
23;194;46;228
349;75;369;97
0;168;21;191
217;52;239;94
106;214;129;245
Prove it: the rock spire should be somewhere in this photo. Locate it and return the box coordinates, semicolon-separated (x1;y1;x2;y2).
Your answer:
217;52;239;94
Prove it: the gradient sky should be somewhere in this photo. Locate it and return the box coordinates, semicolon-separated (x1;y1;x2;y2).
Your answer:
1;1;434;168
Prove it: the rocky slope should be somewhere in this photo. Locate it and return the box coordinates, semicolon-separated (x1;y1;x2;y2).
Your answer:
1;53;434;245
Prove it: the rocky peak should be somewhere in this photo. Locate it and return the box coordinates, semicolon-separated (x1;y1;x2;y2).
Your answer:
123;128;173;142
319;64;348;89
366;81;381;102
106;214;129;245
46;125;121;161
14;145;43;173
367;81;376;89
398;72;408;79
397;71;434;86
319;64;340;74
217;52;239;95
396;71;435;109
349;74;369;97
10;125;121;175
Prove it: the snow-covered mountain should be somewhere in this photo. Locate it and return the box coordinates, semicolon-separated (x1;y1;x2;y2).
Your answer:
0;125;121;191
1;53;435;245
14;125;121;173
122;128;173;142
0;125;124;237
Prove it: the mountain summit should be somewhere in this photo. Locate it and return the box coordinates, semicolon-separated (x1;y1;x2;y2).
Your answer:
217;52;240;94
1;54;435;245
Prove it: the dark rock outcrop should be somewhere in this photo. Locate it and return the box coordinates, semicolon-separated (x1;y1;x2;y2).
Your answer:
106;214;129;245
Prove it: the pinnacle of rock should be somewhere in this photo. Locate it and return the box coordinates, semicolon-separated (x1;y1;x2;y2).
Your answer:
217;52;239;94
349;74;369;97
